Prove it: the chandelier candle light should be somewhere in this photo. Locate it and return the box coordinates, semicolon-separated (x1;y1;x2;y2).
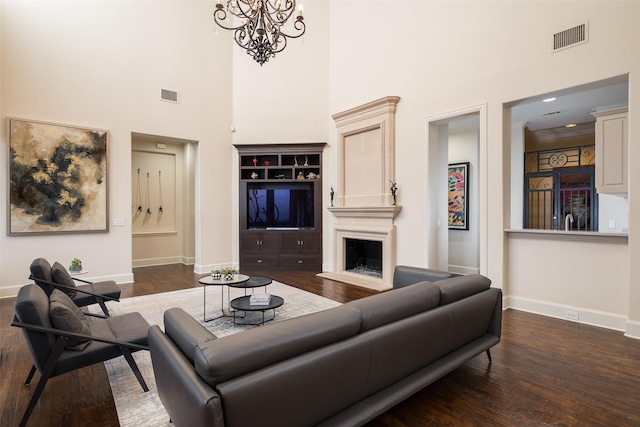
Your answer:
214;0;306;65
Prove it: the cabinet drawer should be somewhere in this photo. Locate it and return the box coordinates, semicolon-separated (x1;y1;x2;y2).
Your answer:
241;255;279;270
280;255;322;270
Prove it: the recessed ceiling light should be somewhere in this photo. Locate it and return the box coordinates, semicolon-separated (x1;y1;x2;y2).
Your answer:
565;123;577;128
543;97;556;102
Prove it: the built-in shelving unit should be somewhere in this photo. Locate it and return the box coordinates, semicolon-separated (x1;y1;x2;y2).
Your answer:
235;143;325;271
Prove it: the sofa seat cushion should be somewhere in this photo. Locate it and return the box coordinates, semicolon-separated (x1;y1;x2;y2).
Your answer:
194;304;362;386
436;274;491;305
346;281;441;332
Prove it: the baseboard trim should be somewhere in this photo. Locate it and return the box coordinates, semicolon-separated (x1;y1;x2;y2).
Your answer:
132;256;184;268
625;320;640;340
506;295;628;333
447;264;480;275
0;272;135;299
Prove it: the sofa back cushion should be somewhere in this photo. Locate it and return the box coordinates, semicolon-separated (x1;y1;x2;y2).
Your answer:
194;304;362;385
364;288;500;394
346;281;441;332
436;274;491;305
393;265;453;289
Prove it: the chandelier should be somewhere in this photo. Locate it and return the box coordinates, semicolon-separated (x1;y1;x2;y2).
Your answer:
214;0;306;66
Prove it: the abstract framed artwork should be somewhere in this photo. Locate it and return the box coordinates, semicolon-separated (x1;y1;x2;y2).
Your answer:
7;118;109;235
448;162;469;230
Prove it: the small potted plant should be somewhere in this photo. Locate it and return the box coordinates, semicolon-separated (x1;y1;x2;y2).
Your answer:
69;258;83;272
221;268;237;281
211;269;222;280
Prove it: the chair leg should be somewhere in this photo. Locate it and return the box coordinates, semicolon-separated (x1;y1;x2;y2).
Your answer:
486;349;492;362
20;337;67;427
96;297;110;317
24;365;37;385
121;348;149;392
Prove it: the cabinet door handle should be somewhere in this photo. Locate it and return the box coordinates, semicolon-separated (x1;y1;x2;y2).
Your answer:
298;260;303;264
301;240;304;245
258;259;263;263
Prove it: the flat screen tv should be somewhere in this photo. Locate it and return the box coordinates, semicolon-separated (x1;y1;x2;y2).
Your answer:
247;182;314;229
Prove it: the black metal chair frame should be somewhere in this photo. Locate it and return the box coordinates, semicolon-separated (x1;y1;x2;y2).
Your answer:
29;274;120;316
11;311;148;427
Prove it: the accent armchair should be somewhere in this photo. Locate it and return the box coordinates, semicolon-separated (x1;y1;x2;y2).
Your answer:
12;284;150;427
30;257;121;316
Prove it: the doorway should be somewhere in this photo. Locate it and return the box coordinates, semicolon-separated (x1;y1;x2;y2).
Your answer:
131;133;196;267
425;105;486;275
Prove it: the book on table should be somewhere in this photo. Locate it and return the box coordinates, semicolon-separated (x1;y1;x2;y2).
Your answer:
250;294;272;305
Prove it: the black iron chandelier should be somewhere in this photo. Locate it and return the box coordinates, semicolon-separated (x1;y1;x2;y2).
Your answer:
214;0;306;66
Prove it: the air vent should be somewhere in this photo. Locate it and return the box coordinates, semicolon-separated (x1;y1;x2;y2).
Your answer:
553;22;588;52
161;89;179;103
542;111;561;116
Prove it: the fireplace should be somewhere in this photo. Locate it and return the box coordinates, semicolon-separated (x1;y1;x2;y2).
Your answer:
318;96;401;291
345;238;382;278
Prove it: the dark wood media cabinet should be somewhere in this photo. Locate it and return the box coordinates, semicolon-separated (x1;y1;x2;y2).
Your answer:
235;143;325;271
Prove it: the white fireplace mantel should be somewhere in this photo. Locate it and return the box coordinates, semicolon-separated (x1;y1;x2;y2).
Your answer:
327;205;402;219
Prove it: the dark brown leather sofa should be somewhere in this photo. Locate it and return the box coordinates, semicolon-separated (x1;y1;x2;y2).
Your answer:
148;270;502;427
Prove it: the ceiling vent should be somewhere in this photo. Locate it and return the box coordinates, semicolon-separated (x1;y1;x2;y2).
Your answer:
161;89;179;103
553;22;588;52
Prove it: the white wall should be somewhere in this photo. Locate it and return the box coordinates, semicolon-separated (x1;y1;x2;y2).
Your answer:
0;1;233;296
323;1;640;336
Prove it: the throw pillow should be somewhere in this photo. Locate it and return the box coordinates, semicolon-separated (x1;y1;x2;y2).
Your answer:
49;289;91;351
51;261;78;298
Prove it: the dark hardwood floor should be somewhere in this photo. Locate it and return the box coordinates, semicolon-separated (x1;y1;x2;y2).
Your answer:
2;265;639;426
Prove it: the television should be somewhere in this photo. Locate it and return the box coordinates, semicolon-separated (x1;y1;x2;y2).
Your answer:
247;182;314;229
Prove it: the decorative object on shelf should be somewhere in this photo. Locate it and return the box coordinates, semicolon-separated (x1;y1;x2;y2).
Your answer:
264;160;271;166
8;118;108;235
69;258;83;272
253;156;257;166
330;186;335;206
294;156;298;166
304;155;309;166
448;162;470;230
213;0;306;66
275;174;286;179
306;172;317;179
297;171;305;180
389;180;398;205
251;172;259;179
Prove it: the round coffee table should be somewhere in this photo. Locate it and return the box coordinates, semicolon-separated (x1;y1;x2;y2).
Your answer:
230;295;284;326
199;274;250;322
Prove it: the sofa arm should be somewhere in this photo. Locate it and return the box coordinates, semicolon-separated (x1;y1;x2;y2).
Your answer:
149;325;225;427
164;308;217;364
393;265;453;289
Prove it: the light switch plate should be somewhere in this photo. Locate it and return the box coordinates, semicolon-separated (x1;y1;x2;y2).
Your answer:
113;218;125;226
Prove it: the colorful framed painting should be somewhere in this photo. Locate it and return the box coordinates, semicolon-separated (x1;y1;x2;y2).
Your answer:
448;162;469;230
7;118;109;235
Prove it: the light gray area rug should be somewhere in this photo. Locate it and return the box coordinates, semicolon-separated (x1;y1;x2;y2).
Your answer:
94;282;341;427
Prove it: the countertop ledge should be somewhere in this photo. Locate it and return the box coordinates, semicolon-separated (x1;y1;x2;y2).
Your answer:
505;229;628;238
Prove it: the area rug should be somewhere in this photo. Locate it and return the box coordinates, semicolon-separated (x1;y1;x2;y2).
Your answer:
95;281;342;427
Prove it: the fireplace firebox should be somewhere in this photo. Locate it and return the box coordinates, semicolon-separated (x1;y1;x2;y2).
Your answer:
345;238;382;278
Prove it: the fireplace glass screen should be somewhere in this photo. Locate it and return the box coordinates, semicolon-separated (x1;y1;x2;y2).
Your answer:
345;238;382;278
